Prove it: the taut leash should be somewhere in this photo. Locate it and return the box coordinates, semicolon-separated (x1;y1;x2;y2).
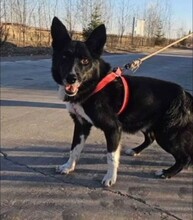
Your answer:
124;32;193;72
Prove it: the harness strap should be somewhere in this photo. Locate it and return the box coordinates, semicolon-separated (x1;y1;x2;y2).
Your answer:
92;67;130;115
117;74;129;115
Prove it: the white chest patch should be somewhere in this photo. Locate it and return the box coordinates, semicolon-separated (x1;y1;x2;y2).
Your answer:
66;103;93;124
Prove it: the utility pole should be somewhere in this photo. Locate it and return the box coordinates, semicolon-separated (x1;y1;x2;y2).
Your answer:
131;17;135;45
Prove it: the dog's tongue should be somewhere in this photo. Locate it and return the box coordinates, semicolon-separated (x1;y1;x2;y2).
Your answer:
65;84;78;93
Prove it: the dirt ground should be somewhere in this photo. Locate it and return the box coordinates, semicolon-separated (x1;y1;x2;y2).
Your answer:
1;41;191;58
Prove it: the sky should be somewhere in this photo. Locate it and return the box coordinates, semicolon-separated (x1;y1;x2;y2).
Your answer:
171;0;192;31
3;0;192;38
105;0;192;38
52;0;192;32
129;0;192;32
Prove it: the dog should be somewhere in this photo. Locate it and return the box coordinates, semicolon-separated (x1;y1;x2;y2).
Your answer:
51;17;193;187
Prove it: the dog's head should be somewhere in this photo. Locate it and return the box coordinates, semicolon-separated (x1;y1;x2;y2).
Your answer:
51;17;107;97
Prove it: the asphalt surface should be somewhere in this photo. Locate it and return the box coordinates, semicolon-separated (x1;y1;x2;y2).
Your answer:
1;49;193;220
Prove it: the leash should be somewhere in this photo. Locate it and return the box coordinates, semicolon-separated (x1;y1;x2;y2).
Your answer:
90;33;192;115
124;32;193;72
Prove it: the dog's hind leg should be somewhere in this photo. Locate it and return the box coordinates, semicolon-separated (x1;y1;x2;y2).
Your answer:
125;131;155;156
56;119;92;174
155;153;191;178
155;124;193;178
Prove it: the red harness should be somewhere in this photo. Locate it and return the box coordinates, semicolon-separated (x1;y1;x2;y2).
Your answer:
92;67;130;115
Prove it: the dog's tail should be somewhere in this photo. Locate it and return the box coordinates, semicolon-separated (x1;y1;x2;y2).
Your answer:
165;90;193;128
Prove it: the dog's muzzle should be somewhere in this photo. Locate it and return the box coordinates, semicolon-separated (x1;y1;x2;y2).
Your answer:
64;74;80;96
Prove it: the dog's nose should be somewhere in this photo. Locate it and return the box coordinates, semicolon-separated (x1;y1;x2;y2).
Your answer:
66;74;77;84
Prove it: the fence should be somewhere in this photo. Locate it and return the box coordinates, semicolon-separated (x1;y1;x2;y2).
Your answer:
1;23;190;50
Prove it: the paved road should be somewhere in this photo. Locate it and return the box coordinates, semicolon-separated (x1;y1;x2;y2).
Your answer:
1;50;193;220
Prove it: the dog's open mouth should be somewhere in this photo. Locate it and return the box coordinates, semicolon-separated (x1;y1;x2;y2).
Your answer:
65;83;80;96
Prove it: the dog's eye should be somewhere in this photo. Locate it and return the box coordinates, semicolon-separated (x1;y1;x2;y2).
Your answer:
80;58;89;65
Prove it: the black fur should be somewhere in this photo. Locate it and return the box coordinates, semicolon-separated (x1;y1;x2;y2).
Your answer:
51;17;193;183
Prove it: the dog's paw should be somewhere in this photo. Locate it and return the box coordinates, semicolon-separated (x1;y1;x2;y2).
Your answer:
125;149;139;156
101;173;117;187
56;163;75;174
155;170;167;179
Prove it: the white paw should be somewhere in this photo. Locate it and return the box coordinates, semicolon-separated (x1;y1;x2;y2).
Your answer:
155;170;166;178
101;173;117;187
56;163;75;174
125;149;139;156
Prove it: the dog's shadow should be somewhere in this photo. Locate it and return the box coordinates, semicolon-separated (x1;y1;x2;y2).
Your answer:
1;142;182;188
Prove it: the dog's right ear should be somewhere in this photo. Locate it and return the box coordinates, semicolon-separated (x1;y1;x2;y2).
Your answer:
51;17;71;50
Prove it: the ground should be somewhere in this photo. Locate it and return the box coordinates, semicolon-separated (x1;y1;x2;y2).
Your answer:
0;49;193;220
1;41;190;57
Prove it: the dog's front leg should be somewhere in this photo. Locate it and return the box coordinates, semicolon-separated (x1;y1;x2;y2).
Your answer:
102;125;122;187
57;119;91;174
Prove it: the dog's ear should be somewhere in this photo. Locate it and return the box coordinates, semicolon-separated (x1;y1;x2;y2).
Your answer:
85;24;106;57
51;17;71;50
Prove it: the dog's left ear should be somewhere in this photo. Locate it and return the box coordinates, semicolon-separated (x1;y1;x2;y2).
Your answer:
85;24;106;57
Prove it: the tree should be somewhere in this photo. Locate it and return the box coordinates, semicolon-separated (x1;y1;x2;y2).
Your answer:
83;5;103;39
0;0;8;47
117;0;130;42
154;20;166;45
179;30;192;47
0;24;8;47
144;1;160;45
143;0;172;46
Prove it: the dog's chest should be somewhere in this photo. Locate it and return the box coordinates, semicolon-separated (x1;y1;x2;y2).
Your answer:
66;103;93;124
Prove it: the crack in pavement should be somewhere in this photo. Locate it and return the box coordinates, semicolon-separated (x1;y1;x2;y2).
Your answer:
105;188;183;220
0;150;97;188
1;151;183;220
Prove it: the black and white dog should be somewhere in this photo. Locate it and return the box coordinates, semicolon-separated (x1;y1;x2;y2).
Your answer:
51;17;193;187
